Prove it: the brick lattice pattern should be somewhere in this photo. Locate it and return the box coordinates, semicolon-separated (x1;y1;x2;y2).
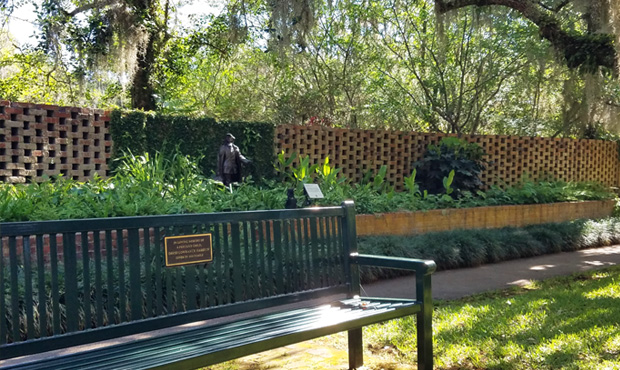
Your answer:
275;125;620;190
1;100;618;188
0;101;112;183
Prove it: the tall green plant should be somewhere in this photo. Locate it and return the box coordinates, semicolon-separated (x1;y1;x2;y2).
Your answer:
275;151;297;183
413;137;486;196
403;169;421;197
292;155;319;187
316;157;347;189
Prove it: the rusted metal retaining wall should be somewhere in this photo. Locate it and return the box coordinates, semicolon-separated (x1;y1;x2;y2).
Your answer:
355;200;616;236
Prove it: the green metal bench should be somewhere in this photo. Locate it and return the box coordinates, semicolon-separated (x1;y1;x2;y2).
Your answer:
0;201;435;370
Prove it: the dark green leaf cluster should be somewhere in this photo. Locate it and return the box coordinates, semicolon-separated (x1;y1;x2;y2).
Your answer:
110;109;275;181
482;180;613;205
413;137;486;196
358;217;620;283
563;32;615;74
0;151;615;221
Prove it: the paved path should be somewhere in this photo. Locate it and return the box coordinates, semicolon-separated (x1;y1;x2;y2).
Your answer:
362;245;620;300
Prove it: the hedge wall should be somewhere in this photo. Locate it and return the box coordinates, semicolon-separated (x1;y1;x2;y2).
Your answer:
110;110;275;180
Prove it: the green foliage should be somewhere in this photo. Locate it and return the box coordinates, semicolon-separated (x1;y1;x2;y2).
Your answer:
290;155;319;187
0;150;615;222
358;217;620;283
110;110;275;181
275;151;297;182
413;137;486;196
442;169;455;195
564;32;615;73
484;179;614;205
403;169;420;196
4;0;620;137
109;110;148;170
366;266;620;370
316;157;347;191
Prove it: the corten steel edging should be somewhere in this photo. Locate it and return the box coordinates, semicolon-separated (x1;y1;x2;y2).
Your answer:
355;200;616;236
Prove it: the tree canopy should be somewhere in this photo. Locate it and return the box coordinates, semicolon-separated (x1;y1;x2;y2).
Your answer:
1;0;620;137
436;0;618;72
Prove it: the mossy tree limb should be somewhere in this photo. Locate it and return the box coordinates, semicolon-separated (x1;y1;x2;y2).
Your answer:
436;0;616;72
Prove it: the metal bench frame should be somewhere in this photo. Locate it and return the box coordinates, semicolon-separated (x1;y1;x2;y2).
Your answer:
0;201;435;370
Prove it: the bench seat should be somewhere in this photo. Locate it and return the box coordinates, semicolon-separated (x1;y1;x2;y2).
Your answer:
5;297;420;370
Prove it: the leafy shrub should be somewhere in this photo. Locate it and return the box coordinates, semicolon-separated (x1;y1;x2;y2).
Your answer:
478;232;509;263
110;110;275;181
485;179;614;204
357;217;619;283
0;152;615;222
452;232;487;267
413;137;486;196
522;225;564;253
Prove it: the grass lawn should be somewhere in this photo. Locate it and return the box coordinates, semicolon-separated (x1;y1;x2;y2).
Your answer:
367;265;620;370
206;265;620;369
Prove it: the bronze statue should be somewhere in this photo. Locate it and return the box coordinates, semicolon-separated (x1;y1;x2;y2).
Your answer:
217;133;250;186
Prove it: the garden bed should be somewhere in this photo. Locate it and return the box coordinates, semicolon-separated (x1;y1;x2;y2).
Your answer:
356;200;616;236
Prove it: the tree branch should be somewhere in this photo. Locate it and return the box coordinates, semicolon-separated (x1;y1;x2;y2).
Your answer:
66;0;120;17
436;0;616;70
537;0;570;12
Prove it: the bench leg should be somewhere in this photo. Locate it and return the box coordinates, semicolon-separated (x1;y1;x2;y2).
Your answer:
417;307;433;370
348;328;364;369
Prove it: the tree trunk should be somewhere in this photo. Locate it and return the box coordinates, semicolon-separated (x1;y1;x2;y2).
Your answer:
130;34;157;110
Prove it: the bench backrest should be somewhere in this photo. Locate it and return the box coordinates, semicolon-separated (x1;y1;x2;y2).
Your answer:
0;201;358;360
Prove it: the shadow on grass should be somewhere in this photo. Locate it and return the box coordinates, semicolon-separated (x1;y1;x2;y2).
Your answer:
368;266;620;370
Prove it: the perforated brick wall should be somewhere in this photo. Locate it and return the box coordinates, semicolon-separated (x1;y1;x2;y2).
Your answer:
275;125;620;190
0;101;112;183
2;101;618;189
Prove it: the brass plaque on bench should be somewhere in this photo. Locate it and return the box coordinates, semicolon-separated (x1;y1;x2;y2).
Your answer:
164;234;213;267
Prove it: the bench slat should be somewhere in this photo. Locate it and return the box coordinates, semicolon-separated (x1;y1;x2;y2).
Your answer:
4;299;420;370
1;202;434;370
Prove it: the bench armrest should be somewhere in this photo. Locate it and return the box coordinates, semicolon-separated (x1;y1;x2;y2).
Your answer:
349;253;437;276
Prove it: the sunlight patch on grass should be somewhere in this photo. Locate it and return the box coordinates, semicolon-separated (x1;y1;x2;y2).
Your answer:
521;280;542;290
584;281;620;299
433;304;490;335
434;342;488;369
366;265;620;370
535;333;584;358
603;333;620;357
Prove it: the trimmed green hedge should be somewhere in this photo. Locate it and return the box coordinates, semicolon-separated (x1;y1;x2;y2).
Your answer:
110;110;275;180
358;218;620;283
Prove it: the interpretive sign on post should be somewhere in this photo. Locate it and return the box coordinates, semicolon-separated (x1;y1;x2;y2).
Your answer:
164;234;213;267
303;183;324;199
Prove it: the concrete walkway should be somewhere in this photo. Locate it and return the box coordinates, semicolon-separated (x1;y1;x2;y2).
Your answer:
362;244;620;300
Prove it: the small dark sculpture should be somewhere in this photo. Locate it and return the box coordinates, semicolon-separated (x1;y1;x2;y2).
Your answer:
285;188;297;209
217;133;251;186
